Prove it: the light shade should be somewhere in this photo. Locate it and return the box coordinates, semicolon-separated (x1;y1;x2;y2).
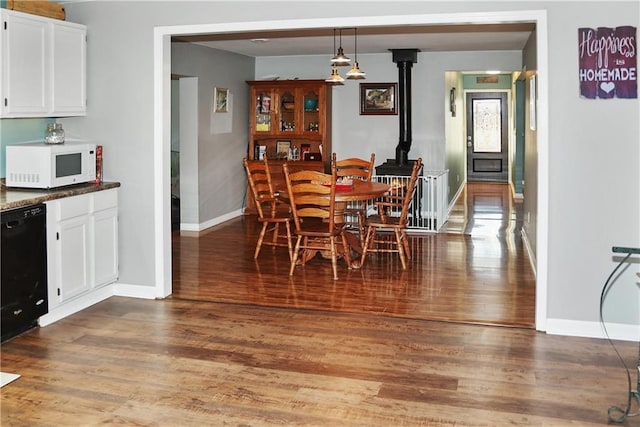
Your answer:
346;62;366;79
325;66;345;84
331;46;351;66
331;29;350;66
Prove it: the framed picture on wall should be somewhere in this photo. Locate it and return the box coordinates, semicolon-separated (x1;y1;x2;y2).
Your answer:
214;87;229;113
360;83;397;115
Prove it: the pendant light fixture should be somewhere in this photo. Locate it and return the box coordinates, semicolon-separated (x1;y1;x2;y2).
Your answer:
325;65;345;85
326;29;345;84
331;28;350;66
346;28;366;80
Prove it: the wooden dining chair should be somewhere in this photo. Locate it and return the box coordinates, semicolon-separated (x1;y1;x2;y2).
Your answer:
334;152;375;181
360;157;423;269
332;152;376;242
282;162;352;280
243;157;294;260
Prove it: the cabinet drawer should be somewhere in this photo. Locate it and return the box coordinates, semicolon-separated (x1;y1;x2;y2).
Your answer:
92;188;118;211
56;193;90;220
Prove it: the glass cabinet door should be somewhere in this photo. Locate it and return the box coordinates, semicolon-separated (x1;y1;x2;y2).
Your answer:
255;89;272;132
302;89;320;133
278;89;296;132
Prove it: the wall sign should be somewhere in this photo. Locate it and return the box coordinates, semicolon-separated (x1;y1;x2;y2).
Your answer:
578;26;637;99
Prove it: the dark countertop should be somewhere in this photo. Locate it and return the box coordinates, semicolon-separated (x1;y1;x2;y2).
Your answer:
1;181;121;211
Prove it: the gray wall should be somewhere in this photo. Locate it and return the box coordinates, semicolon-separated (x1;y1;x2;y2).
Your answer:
172;43;254;228
444;71;466;203
61;1;639;336
256;51;522;172
256;51;520;210
522;30;539;257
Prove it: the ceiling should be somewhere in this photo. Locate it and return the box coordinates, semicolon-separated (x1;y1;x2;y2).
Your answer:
173;23;535;57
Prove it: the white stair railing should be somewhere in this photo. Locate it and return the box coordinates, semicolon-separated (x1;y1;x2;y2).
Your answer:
360;170;449;232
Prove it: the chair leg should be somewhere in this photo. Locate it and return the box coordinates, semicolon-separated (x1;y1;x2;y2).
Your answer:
254;222;269;259
360;225;374;268
329;236;338;280
394;228;407;269
340;231;352;270
289;235;303;276
285;221;294;261
401;230;411;260
271;223;280;244
356;210;366;247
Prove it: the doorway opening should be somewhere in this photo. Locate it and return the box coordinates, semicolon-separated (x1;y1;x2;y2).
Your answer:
466;91;509;182
155;10;549;330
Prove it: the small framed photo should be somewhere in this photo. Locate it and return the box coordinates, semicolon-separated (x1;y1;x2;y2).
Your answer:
214;87;229;113
276;140;291;159
360;83;397;115
449;87;456;117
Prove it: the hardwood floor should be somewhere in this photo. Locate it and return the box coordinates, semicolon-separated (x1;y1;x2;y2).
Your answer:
1;297;636;425
172;182;536;327
3;183;636;425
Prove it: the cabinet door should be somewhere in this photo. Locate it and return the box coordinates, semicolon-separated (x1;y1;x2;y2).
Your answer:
1;10;49;116
93;206;118;287
253;87;274;134
57;214;91;301
277;87;297;133
302;87;321;134
51;22;86;115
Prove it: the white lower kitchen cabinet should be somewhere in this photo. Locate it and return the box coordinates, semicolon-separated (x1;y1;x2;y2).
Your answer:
43;188;118;321
93;203;119;287
56;210;91;301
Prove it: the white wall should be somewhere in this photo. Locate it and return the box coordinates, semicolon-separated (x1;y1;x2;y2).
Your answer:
63;1;639;339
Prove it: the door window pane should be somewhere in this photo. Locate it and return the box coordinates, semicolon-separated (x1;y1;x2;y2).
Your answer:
473;99;502;153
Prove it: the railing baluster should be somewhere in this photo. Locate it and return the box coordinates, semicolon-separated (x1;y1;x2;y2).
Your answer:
371;170;449;232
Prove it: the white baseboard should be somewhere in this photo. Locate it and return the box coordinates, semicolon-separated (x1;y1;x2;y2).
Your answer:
39;284;115;327
520;227;537;278
180;209;243;232
113;282;158;299
39;282;159;327
447;179;466;217
546;318;640;342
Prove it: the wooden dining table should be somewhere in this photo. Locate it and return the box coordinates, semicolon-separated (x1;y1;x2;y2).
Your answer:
277;179;392;268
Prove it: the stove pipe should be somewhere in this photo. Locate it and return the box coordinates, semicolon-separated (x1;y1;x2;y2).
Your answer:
392;49;419;166
375;49;420;176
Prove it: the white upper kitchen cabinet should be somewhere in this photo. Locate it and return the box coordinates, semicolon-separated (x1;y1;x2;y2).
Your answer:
51;19;87;116
0;9;86;118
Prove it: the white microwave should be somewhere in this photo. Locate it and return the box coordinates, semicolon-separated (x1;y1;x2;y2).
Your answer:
5;141;96;189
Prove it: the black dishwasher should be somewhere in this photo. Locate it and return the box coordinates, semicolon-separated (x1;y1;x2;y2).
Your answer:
1;203;48;342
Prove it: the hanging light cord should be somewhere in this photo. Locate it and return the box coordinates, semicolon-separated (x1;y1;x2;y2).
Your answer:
333;28;336;54
354;28;358;62
600;246;640;423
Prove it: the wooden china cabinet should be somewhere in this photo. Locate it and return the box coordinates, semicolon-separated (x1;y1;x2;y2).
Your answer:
245;79;332;212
